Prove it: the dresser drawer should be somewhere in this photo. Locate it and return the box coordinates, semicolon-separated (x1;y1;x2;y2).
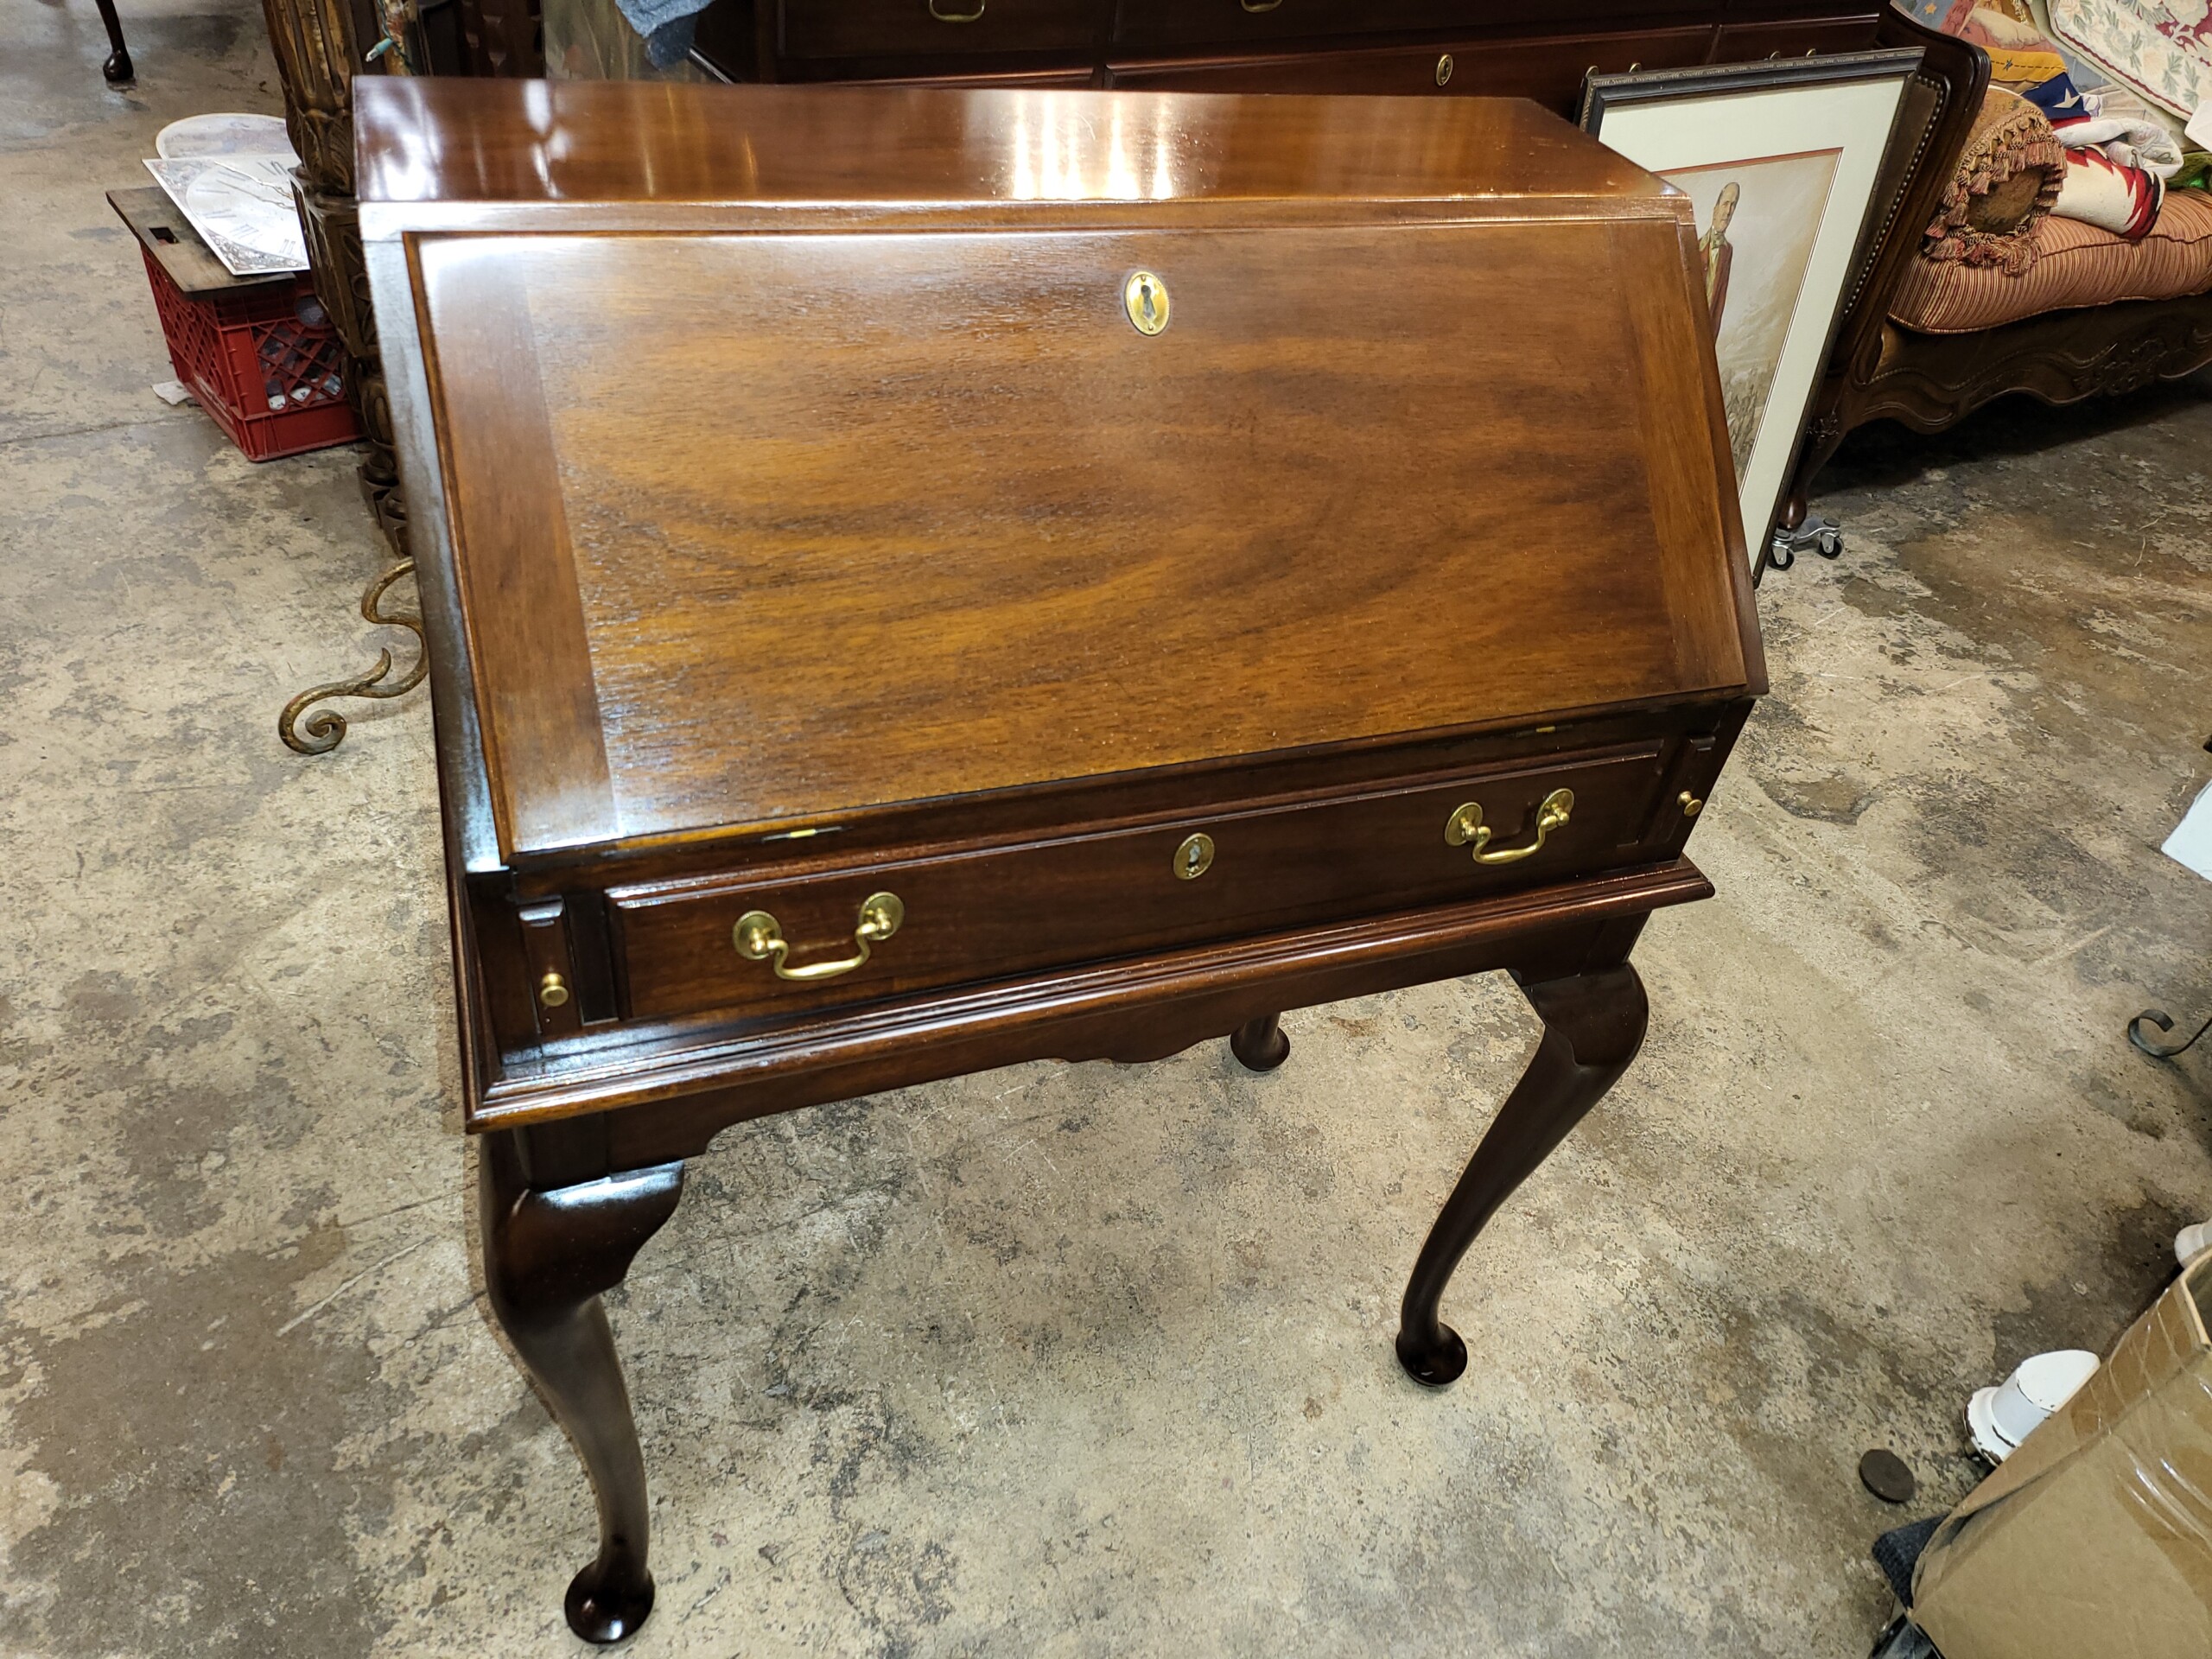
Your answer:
608;744;1698;1024
1110;1;1687;53
779;0;1096;60
1106;27;1713;96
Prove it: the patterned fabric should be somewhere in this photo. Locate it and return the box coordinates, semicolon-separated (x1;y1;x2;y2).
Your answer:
1897;2;2084;84
2028;73;2187;174
1891;185;2212;329
2048;0;2212;118
1925;87;2069;271
2056;144;2167;234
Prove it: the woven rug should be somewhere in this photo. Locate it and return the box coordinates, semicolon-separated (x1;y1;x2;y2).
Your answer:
2049;0;2212;117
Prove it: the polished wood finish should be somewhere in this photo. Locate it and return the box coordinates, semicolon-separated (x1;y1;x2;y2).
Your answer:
1852;296;2212;436
364;81;1758;1641
1230;1012;1291;1072
1396;952;1649;1384
721;0;1889;94
93;0;133;82
357;77;1664;207
479;1134;683;1643
606;742;1697;1025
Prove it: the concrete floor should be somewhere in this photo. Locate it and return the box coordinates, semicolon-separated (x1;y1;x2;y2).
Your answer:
7;6;2212;1656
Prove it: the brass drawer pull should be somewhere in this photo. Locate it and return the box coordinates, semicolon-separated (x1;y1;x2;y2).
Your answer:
734;891;905;982
928;0;984;19
1445;788;1574;866
1240;0;1283;10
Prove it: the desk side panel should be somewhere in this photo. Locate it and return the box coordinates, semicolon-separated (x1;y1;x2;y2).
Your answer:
366;236;510;1110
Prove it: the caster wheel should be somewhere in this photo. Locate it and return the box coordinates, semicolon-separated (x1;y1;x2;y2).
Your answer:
1766;540;1795;572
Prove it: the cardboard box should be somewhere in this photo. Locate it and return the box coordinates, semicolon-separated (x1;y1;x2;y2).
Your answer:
1911;1255;2212;1659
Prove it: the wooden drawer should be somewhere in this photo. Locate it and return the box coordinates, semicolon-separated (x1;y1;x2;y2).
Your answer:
1713;16;1882;61
779;0;1096;60
608;743;1698;1024
1110;1;1689;53
1106;27;1713;99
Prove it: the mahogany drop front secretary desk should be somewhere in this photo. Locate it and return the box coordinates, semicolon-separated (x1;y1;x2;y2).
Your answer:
358;78;1763;1643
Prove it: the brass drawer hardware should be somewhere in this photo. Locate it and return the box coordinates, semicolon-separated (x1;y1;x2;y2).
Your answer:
927;0;984;20
1174;831;1215;880
734;891;905;982
1679;790;1704;817
537;970;571;1008
1123;270;1170;335
1445;788;1574;866
1435;53;1453;86
1239;0;1282;10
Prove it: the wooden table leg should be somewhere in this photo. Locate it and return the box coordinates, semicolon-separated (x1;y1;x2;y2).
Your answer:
1395;961;1648;1387
479;1132;684;1643
93;0;133;80
1230;1012;1291;1072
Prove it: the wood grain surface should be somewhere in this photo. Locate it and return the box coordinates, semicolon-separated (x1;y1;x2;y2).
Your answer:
353;79;1668;213
608;742;1674;1023
416;211;1745;851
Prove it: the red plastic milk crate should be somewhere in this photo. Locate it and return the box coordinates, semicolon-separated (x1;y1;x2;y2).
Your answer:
137;244;360;461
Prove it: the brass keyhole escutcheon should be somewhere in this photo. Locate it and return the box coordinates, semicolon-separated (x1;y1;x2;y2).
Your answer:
1435;53;1453;86
1175;832;1215;880
538;970;570;1008
1123;270;1171;336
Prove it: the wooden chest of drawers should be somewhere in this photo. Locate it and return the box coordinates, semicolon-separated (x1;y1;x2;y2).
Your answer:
359;77;1760;1642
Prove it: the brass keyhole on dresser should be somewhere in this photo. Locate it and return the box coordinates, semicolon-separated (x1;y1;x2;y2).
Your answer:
1123;270;1171;336
1175;832;1215;880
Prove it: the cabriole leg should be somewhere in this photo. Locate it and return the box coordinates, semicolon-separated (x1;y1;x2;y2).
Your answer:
1395;963;1648;1387
479;1131;684;1643
1230;1012;1291;1072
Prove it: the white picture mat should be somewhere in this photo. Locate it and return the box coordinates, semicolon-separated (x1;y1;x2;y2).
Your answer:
1597;77;1907;564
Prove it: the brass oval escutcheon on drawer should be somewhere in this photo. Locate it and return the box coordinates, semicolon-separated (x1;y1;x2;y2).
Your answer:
608;744;1690;1025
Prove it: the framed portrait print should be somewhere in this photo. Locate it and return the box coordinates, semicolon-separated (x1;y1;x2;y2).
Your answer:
1581;51;1922;575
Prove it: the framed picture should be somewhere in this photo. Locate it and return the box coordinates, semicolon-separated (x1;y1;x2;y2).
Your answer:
1581;50;1922;575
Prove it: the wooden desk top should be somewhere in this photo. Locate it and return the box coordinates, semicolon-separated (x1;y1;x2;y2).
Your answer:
355;78;1669;215
362;81;1756;868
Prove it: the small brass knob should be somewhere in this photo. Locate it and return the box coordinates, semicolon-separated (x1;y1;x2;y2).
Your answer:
538;970;570;1008
1435;53;1453;86
1679;791;1704;818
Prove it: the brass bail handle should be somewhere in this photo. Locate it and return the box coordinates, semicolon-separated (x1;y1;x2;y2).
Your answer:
1444;788;1574;866
734;892;905;982
928;0;984;19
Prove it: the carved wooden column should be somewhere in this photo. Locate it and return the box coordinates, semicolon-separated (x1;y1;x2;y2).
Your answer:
260;0;431;751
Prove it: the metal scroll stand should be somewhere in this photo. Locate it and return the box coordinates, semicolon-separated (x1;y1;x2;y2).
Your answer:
278;557;427;754
2126;734;2212;1063
2131;1008;2212;1060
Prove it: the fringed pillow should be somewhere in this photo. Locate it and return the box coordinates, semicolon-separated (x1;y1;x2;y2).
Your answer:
1923;87;2068;274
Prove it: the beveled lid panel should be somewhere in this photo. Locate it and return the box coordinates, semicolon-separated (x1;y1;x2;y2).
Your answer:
412;209;1749;859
